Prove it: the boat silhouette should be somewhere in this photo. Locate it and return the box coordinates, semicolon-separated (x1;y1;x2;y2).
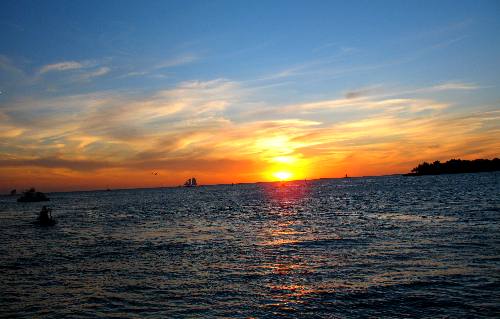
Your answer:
17;188;49;202
36;206;57;226
184;177;198;187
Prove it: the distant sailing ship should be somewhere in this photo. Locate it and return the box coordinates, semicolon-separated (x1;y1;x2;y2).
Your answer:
184;177;197;187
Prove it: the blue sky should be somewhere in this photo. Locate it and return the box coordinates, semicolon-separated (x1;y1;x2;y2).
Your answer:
0;0;499;190
2;1;499;96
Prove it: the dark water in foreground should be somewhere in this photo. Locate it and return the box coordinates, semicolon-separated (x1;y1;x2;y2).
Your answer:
1;173;499;318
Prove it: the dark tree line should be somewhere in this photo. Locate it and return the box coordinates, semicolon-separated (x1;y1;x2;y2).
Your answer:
406;158;500;176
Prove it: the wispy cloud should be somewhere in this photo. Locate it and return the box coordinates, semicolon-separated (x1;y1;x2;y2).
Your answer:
39;61;85;74
430;81;480;91
118;71;148;78
344;85;383;99
267;95;448;116
155;53;198;69
0;157;112;171
36;60;111;83
114;53;198;79
78;66;111;81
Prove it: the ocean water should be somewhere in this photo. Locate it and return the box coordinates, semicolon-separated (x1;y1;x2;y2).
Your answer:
1;173;499;318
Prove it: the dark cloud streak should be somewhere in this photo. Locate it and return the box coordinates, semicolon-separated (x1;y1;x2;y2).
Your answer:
0;157;112;171
0;156;260;173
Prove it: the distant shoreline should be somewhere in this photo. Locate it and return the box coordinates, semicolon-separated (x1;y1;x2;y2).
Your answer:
3;169;499;196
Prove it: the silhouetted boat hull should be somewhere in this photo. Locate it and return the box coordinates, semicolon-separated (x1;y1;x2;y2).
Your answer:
17;189;50;202
18;196;50;202
35;218;57;226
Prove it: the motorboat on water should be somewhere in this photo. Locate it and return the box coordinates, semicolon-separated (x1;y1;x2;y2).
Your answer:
37;216;57;226
17;188;49;202
36;206;57;226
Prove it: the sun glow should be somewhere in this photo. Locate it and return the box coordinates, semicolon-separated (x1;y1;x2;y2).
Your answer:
272;156;297;164
273;171;292;181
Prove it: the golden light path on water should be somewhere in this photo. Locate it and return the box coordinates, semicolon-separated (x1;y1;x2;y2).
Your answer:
258;180;318;311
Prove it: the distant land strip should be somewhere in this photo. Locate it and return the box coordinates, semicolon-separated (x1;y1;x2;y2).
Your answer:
404;158;500;176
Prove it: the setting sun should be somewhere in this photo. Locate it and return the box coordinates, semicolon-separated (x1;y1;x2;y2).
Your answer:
273;171;292;181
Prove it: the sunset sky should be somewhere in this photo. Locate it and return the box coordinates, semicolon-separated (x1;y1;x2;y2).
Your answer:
1;0;499;191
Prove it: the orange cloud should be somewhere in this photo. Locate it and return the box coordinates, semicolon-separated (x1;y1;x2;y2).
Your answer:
0;80;498;192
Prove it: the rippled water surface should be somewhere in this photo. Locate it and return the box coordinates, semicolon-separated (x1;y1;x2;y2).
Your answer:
1;173;499;318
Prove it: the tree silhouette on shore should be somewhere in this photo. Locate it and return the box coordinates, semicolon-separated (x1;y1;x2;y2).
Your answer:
406;158;500;176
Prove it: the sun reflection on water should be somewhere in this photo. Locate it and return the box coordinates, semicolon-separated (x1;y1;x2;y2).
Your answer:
257;183;317;311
